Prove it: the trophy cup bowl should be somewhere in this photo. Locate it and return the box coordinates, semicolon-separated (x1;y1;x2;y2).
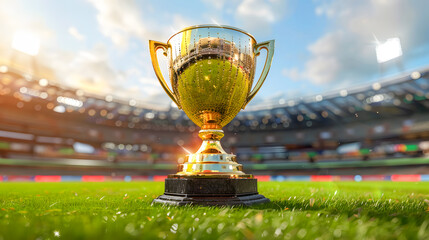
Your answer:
150;25;274;206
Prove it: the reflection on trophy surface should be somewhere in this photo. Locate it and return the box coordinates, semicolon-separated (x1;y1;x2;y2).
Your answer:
150;25;274;205
150;25;274;177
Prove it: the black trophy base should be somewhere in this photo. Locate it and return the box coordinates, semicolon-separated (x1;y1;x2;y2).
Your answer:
152;176;270;206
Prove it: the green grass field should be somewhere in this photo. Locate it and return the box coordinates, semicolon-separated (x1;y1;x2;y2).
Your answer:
0;182;428;239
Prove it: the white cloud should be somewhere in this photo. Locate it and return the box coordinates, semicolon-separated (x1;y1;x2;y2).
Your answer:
46;43;119;93
87;0;197;46
202;0;228;10
237;0;276;23
83;0;286;103
285;0;429;86
87;0;147;48
235;0;287;35
83;0;198;105
0;0;175;107
68;27;85;41
41;43;165;105
169;14;195;35
201;0;287;36
0;1;55;56
282;68;301;81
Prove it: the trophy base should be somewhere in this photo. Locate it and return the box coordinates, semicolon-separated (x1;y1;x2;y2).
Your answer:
152;175;270;206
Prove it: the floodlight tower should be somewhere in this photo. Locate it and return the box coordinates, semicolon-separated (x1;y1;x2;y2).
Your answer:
12;31;40;56
10;30;41;77
375;37;404;76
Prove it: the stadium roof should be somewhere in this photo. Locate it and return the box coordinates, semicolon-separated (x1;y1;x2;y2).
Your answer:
1;64;428;133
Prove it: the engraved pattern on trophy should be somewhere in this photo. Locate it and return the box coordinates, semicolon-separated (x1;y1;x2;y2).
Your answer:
168;27;256;129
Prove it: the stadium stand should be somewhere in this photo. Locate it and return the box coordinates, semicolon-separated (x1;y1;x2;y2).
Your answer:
0;64;428;174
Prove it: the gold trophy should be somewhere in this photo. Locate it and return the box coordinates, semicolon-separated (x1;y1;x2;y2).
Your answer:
150;25;274;206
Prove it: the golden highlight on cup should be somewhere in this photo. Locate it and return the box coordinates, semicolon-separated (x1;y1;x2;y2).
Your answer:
150;25;274;177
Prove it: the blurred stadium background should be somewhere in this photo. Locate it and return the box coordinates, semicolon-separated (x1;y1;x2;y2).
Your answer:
1;3;429;240
1;0;429;181
1;50;428;181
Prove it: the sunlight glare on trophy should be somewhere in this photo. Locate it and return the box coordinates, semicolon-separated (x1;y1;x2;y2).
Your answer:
177;142;192;155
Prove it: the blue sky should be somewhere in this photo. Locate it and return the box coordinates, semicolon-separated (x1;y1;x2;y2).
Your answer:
1;0;429;107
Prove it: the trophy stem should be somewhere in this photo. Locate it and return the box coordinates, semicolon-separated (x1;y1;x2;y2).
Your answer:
174;129;248;176
196;129;227;154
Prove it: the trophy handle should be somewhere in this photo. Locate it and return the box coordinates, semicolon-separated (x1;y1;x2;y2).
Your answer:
242;40;275;109
149;40;181;109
